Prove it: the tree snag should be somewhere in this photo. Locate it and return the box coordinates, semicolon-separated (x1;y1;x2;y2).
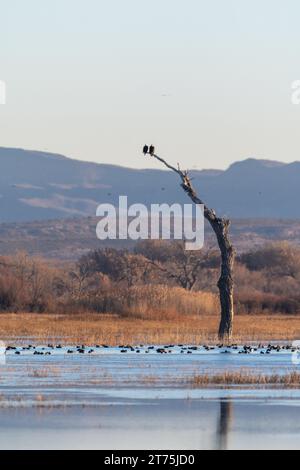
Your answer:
150;152;235;340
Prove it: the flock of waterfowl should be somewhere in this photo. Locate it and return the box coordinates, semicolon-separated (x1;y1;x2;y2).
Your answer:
3;343;299;356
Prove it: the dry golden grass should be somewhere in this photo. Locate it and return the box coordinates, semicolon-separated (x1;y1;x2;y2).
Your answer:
27;366;61;378
0;312;300;345
191;371;300;386
121;286;218;319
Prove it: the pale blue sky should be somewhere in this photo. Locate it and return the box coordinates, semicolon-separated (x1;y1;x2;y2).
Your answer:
1;0;300;169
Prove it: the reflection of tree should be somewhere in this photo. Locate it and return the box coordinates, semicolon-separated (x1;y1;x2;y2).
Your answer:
217;400;233;450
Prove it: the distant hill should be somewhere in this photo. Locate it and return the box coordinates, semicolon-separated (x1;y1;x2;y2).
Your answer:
0;147;300;222
0;217;300;260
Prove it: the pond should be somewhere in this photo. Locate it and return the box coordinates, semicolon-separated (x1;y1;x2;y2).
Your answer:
0;344;300;449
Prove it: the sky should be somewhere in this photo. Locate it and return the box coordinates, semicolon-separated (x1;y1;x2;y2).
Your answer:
1;0;300;170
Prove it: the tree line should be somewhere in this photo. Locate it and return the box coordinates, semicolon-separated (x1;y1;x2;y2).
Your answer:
0;241;299;317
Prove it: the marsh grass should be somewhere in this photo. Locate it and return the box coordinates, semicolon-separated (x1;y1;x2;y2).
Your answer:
191;371;300;386
1;312;300;345
27;366;61;378
118;286;218;319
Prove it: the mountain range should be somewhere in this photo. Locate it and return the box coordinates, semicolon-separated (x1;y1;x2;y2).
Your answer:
0;147;298;222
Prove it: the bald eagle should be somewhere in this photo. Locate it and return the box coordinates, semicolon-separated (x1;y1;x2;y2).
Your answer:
149;145;155;156
143;145;149;155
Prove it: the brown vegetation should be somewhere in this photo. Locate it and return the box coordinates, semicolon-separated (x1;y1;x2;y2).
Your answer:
191;371;300;386
1;240;300;340
1;313;300;345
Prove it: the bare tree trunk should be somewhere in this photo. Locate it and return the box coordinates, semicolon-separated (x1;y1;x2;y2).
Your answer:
150;153;235;340
215;221;234;340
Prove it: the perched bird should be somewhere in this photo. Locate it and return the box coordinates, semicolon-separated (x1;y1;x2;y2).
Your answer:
149;145;155;156
143;145;149;155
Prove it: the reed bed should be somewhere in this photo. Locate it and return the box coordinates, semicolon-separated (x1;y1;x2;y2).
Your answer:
191;371;300;386
0;313;300;345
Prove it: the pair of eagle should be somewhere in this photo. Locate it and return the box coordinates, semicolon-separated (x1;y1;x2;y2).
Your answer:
143;145;155;156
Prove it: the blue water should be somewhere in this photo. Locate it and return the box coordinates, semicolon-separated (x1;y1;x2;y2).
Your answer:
1;344;300;449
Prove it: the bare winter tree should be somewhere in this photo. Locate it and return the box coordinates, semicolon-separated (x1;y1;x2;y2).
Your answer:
149;152;235;340
135;240;216;291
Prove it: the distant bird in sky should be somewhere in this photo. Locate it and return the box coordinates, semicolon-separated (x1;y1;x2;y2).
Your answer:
143;145;149;155
149;145;155;156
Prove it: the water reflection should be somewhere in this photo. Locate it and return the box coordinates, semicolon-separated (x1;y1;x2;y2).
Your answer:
1;397;300;449
216;400;233;450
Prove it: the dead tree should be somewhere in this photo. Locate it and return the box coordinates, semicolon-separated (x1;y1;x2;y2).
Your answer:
150;153;235;340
